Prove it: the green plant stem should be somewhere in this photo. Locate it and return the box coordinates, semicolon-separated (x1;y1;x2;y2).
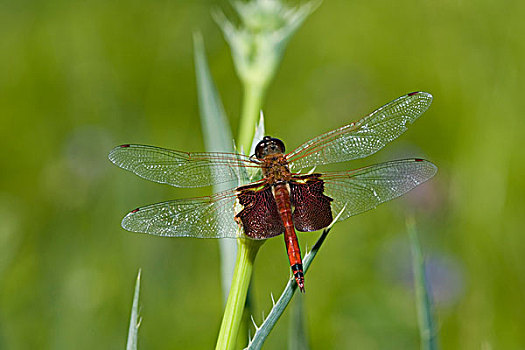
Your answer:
217;63;266;350
215;238;263;350
237;83;265;153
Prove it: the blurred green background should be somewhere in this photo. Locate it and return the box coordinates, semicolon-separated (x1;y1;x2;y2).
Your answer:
1;0;524;349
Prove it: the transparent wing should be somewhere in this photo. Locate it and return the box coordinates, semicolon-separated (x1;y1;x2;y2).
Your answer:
321;159;437;222
286;92;433;170
109;144;260;188
121;189;244;238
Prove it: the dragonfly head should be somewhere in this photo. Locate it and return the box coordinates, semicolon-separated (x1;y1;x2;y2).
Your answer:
255;136;286;160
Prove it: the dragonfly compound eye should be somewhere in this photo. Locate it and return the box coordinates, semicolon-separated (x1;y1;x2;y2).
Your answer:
255;136;286;159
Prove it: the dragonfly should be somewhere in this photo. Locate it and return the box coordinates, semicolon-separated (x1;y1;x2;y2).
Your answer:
109;91;437;292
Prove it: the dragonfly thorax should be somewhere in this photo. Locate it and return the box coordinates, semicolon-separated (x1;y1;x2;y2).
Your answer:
260;155;291;184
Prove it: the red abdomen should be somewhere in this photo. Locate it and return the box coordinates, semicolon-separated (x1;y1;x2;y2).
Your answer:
273;183;305;292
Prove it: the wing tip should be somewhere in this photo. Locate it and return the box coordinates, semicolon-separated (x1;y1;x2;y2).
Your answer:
408;91;433;98
108;144;131;163
405;91;433;119
121;208;142;232
108;144;143;167
408;91;433;105
412;158;438;179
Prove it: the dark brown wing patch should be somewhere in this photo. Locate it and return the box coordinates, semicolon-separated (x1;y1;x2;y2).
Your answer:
290;174;333;232
235;184;285;239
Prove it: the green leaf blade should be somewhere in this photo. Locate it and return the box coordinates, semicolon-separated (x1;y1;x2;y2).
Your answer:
408;216;439;350
288;295;310;350
193;32;238;303
126;269;142;350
